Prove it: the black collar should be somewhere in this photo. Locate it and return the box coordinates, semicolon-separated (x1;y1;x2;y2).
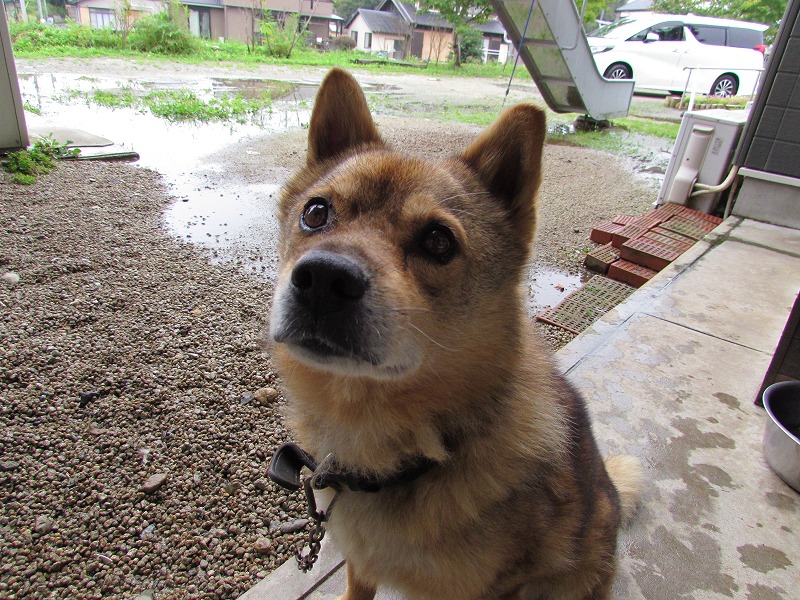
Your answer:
268;442;437;493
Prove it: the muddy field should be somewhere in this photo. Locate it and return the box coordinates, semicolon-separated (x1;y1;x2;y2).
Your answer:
1;59;661;599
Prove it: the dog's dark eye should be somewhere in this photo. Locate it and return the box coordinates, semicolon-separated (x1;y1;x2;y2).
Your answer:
301;198;329;230
421;225;456;263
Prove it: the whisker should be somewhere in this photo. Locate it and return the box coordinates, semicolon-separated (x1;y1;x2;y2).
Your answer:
407;322;454;351
384;306;432;314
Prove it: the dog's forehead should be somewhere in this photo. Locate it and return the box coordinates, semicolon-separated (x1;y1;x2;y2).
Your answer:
322;151;463;214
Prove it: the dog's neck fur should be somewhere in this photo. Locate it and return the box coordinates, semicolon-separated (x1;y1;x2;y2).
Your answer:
275;296;563;478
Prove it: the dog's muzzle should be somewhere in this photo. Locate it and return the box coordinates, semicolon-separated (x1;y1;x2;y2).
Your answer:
272;250;377;362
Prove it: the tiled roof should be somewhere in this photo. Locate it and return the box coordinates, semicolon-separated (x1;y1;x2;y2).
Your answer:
353;9;409;35
474;19;505;36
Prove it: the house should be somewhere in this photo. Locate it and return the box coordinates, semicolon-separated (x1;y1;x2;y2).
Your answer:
66;0;160;30
346;8;412;58
345;0;510;63
64;0;340;44
223;0;340;46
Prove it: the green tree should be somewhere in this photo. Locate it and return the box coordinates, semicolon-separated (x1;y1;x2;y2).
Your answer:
459;26;483;61
422;0;492;67
334;0;381;22
260;12;310;58
651;0;788;44
575;0;617;31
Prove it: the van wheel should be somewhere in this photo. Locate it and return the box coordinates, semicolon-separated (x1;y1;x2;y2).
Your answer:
711;74;738;97
604;63;632;80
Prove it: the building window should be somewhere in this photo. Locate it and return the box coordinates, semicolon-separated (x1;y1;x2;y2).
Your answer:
189;9;212;39
364;32;372;49
89;8;115;29
351;30;358;45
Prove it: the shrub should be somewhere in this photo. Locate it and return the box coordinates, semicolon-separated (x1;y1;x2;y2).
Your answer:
330;35;356;51
459;28;484;62
9;21;123;51
128;12;199;55
259;13;309;59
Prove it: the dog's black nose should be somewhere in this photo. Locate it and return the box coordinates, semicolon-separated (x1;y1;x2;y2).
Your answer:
290;252;369;310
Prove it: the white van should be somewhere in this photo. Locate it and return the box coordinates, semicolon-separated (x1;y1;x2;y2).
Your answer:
588;13;767;97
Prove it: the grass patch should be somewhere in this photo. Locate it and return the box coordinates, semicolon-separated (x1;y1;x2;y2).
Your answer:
614;117;680;139
548;129;630;153
93;88;138;109
437;105;502;126
2;136;80;184
143;90;272;122
66;87;275;124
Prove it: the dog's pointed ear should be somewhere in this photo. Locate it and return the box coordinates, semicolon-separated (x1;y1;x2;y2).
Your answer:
460;105;546;246
307;68;382;165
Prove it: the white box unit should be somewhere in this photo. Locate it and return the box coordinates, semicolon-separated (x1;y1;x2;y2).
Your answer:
658;108;749;213
1;8;28;151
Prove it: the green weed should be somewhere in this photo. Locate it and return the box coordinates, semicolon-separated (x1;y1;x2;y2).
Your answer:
10;173;37;185
128;12;199;55
23;103;42;116
143;90;272;123
64;87;275;124
92;88;138;109
2;136;80;185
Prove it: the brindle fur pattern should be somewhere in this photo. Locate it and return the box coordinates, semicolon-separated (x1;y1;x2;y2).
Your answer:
268;68;641;600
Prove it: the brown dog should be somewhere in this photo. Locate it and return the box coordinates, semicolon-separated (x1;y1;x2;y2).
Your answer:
268;68;640;600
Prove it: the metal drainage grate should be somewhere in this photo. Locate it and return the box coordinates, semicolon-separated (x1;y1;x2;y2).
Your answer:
536;275;635;334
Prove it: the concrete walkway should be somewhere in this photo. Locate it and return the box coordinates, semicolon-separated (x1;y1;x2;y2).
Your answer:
242;216;800;600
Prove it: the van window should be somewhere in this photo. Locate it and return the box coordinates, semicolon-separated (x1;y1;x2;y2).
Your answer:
628;22;684;42
688;25;726;46
727;27;764;48
589;17;634;38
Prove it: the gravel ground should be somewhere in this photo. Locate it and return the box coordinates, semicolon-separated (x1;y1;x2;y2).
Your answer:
1;162;303;599
1;92;655;597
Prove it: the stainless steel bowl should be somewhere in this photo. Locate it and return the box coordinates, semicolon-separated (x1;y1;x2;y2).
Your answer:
763;381;800;493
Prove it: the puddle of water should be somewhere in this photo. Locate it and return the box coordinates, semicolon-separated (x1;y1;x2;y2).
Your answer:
210;77;318;102
164;182;282;279
18;72;313;279
18;73;311;172
526;267;587;315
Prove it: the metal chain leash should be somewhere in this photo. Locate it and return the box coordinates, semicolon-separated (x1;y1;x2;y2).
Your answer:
295;517;326;572
294;477;336;572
